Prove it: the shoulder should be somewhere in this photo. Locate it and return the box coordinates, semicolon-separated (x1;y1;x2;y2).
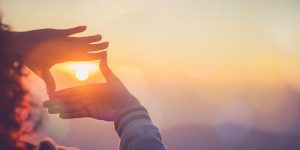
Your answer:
35;139;80;150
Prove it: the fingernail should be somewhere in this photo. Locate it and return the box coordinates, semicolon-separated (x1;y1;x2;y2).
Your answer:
79;26;87;30
104;42;109;46
95;34;102;40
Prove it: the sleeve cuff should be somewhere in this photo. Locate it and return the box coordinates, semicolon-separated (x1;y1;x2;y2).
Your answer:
114;103;152;137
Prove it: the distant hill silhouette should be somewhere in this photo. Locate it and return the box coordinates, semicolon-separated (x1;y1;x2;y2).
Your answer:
162;124;300;150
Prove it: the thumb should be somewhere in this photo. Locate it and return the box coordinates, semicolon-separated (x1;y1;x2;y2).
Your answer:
99;51;119;83
40;70;56;96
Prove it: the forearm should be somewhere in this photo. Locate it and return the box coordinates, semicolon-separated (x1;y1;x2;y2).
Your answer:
114;103;166;150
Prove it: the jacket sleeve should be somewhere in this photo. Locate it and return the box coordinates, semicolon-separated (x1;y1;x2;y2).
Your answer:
114;103;166;150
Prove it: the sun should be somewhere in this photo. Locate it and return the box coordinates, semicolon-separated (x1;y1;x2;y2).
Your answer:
68;62;98;81
75;70;89;81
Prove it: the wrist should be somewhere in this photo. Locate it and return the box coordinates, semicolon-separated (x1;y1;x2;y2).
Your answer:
9;31;27;59
0;30;27;63
2;31;18;54
11;31;38;69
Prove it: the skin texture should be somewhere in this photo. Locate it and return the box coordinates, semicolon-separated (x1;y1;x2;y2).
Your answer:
13;26;108;95
43;52;139;121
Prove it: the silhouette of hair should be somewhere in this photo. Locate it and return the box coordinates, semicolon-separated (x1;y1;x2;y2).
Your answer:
0;17;36;150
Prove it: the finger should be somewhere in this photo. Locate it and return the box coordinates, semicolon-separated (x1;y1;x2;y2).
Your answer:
68;35;102;43
49;85;84;99
99;51;120;83
47;106;60;114
50;83;106;100
49;86;80;99
60;41;108;54
38;70;56;95
57;26;87;36
59;110;89;119
43;98;78;108
71;51;107;61
48;103;85;114
86;42;109;51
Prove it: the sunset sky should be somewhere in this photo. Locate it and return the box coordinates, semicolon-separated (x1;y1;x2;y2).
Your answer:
1;0;300;149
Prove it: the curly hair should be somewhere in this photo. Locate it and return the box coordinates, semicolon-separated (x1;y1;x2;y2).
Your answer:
0;18;35;150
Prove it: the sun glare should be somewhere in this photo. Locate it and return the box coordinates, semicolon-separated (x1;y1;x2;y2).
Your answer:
75;70;89;81
68;62;98;81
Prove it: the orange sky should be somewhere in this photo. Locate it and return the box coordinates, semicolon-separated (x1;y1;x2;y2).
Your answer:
2;0;300;149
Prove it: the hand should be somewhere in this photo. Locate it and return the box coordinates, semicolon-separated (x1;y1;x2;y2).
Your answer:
13;26;108;94
43;52;139;121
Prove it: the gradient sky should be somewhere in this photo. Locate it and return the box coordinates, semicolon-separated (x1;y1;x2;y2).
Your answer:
1;0;300;149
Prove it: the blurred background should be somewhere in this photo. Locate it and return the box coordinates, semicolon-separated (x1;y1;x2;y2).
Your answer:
1;0;300;149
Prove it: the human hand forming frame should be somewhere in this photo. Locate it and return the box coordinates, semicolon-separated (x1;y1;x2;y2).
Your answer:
43;52;139;121
12;26;108;94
